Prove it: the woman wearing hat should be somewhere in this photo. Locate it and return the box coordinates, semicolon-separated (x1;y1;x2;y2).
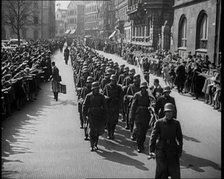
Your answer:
82;82;107;151
130;82;151;152
149;103;183;179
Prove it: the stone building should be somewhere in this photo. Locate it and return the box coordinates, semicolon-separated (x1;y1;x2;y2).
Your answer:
1;1;55;40
66;1;84;37
115;0;131;43
127;0;174;50
84;1;103;37
55;8;68;37
171;0;221;65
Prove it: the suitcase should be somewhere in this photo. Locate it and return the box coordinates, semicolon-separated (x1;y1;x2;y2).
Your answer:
59;83;66;94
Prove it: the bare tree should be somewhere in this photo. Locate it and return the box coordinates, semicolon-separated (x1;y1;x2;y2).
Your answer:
2;0;33;45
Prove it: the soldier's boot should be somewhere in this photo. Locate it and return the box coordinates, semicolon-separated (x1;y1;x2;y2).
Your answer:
80;115;84;129
90;135;95;151
94;136;99;150
84;128;89;140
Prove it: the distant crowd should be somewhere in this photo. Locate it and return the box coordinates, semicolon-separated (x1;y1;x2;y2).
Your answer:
1;39;64;117
89;41;221;112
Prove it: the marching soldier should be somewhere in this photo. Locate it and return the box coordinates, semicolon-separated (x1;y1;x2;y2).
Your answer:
103;74;123;139
125;74;141;130
78;76;93;140
82;82;107;151
130;82;151;152
100;72;111;90
155;86;177;119
149;103;183;179
117;66;129;85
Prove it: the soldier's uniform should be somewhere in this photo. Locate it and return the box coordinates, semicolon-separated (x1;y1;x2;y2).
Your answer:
103;74;123;139
124;74;141;130
100;73;111;90
155;86;177;119
150;103;183;179
78;76;93;139
130;82;151;152
82;82;107;151
117;67;129;85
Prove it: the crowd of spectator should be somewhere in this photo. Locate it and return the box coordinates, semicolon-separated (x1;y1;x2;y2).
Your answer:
1;39;63;118
91;41;221;112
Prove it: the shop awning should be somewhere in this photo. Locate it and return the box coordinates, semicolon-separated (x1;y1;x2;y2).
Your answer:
65;29;71;34
70;29;76;34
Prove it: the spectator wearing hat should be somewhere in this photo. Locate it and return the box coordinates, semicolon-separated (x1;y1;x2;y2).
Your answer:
49;61;61;101
103;74;123;139
150;79;163;100
82;82;107;151
149;103;183;179
155;86;177;119
175;62;186;94
130;82;151;152
191;62;204;100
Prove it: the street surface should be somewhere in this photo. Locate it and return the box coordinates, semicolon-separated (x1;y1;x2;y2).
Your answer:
1;48;221;179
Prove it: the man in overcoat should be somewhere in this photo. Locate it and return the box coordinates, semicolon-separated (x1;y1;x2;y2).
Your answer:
149;103;183;179
50;61;60;101
82;82;107;151
78;76;93;140
103;74;123;139
130;82;151;152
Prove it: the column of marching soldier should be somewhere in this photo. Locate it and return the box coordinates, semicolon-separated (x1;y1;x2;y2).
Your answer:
69;42;183;178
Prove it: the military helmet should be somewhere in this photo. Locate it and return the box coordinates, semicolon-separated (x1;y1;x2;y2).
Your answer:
163;86;171;93
140;82;148;89
91;82;99;90
164;103;175;112
133;74;140;79
124;67;129;71
86;76;93;83
110;74;117;81
130;68;136;73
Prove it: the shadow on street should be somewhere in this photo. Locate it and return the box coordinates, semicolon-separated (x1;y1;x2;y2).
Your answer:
180;150;221;172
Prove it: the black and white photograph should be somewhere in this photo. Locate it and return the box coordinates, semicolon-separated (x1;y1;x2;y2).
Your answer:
1;0;222;178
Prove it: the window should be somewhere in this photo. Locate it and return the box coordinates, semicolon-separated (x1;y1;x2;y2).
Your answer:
196;11;208;49
34;16;38;24
178;15;187;47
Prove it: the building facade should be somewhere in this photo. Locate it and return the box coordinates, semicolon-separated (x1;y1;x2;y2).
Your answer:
1;1;55;40
84;1;103;37
127;0;174;50
67;1;84;37
115;0;131;43
171;0;221;65
55;8;68;37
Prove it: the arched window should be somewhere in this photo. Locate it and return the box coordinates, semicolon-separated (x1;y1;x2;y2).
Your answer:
196;11;208;49
178;15;187;47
